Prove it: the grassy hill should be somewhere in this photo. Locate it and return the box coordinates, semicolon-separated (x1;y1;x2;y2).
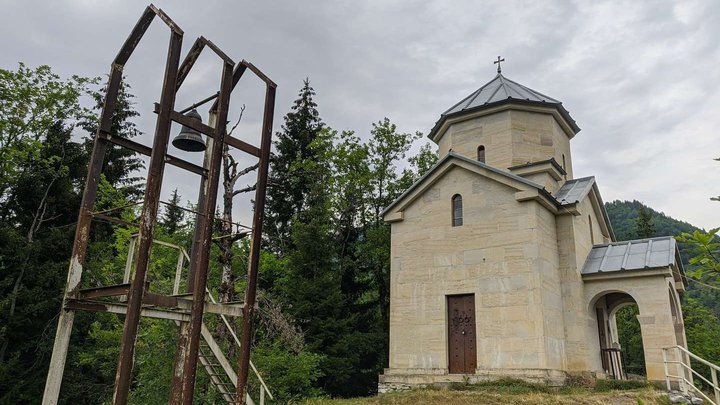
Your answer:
296;380;667;405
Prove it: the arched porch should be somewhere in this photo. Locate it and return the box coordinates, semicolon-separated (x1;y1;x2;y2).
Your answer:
584;274;686;383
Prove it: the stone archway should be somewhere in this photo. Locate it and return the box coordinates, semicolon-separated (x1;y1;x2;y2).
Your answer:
591;291;639;379
585;276;686;383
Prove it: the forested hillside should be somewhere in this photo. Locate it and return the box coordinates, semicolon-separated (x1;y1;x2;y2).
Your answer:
605;200;720;377
0;64;437;404
1;63;718;404
605;200;705;266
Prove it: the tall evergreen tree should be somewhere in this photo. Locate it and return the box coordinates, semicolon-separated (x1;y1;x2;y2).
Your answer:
0;65;154;403
635;205;655;238
0;65;99;403
160;189;184;235
81;80;144;197
264;79;324;254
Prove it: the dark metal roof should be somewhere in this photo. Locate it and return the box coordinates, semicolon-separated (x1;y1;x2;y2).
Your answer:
581;237;681;274
428;73;580;140
444;74;560;114
554;176;595;205
508;158;567;176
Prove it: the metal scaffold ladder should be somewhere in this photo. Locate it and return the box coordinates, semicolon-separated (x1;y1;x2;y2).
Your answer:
124;237;272;405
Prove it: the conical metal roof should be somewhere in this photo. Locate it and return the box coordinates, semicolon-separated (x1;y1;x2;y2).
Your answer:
444;74;560;114
429;73;579;140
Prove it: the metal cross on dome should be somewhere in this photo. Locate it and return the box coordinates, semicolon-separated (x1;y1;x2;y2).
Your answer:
494;55;505;73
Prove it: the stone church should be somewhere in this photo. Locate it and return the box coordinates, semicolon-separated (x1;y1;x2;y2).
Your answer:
379;67;688;390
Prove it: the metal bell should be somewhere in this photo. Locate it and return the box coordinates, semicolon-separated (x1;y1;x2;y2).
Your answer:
172;108;206;152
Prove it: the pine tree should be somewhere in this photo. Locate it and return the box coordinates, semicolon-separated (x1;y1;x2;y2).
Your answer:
635;205;655;238
82;80;144;198
161;189;184;235
264;79;324;254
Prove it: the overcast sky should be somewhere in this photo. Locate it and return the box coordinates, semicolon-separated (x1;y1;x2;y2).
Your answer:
2;0;719;231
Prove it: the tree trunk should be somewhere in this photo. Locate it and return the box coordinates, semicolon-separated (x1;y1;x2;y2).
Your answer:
218;180;236;305
216;144;237;356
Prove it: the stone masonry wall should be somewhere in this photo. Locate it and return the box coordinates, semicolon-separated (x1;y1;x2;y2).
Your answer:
388;166;559;373
436;109;573;179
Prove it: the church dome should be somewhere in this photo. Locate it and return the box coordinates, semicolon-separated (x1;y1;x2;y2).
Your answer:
428;73;580;140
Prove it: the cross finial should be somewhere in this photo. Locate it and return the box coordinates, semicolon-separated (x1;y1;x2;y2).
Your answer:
494;55;505;74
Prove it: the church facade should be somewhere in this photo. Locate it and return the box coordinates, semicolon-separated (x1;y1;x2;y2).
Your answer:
379;71;688;390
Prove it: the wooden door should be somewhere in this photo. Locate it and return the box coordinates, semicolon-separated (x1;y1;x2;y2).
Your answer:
448;294;477;374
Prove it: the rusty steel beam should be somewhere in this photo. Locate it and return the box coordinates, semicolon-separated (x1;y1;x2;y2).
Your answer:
113;6;156;66
209;63;247;112
42;61;124;404
98;132;207;176
66;300;191;322
175;37;206;91
179;60;234;405
92;212;140;228
241;59;277;88
78;283;131;299
224;135;261;158
148;4;184;35
178;92;219;114
144;292;179;308
203;38;234;65
112;28;183;405
156;103;262;158
169;121;216;405
157;103;215;135
236;78;276;405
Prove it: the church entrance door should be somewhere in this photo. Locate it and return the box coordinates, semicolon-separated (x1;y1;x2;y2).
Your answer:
447;294;477;374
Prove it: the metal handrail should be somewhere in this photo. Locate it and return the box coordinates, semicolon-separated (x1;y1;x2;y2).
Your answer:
663;345;720;405
124;236;273;402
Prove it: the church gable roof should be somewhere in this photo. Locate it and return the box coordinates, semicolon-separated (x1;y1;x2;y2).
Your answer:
428;73;580;141
382;152;555;221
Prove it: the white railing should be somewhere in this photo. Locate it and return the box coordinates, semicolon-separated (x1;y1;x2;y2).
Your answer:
124;236;273;404
663;345;720;405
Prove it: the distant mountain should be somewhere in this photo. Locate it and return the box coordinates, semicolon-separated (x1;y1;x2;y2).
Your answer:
604;200;719;319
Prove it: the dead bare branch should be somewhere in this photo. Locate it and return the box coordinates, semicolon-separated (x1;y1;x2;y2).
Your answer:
232;184;256;196
226;104;246;137
257;294;306;353
231;162;259;184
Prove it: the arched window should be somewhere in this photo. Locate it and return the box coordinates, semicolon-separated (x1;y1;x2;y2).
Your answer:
452;194;463;227
477;145;486;163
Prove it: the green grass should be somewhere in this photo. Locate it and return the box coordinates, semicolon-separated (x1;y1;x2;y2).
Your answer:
593;379;654;392
294;379;667;405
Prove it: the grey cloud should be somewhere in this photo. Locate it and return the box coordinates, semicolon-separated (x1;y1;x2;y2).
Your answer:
1;0;718;229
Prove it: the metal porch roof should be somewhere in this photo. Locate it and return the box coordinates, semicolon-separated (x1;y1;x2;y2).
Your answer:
581;236;679;274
